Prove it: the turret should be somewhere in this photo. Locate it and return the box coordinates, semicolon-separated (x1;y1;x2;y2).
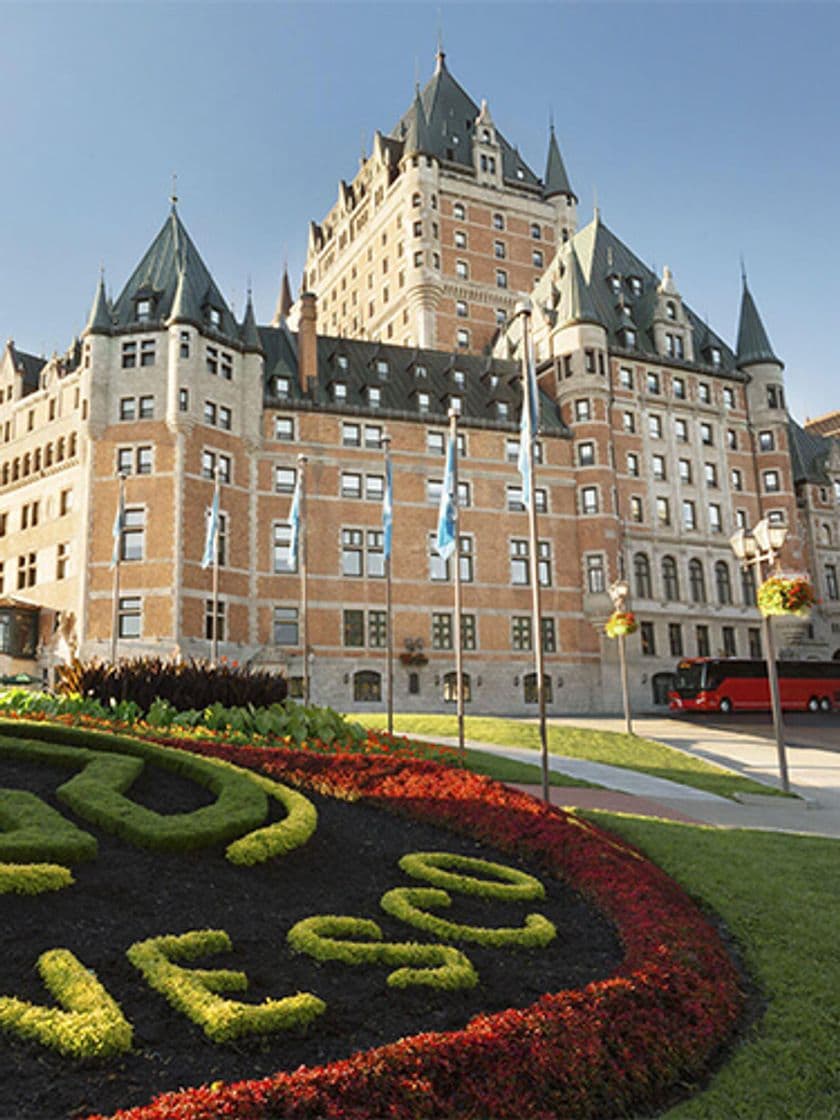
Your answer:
543;124;577;243
736;275;786;419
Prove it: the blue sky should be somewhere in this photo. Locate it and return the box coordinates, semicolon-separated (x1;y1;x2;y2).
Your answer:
1;1;836;423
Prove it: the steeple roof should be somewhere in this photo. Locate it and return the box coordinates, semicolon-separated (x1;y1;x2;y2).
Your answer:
272;266;293;326
111;204;237;340
83;275;113;336
402;84;431;157
543;125;575;201
391;51;540;187
736;280;781;368
563;243;602;327
239;293;263;353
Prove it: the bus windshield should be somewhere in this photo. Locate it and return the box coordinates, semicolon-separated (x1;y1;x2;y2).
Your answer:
672;662;707;692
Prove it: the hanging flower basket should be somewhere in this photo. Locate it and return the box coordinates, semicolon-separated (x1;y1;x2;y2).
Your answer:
756;575;816;617
399;652;428;667
605;610;638;638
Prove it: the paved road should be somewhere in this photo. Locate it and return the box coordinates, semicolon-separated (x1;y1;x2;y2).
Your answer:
672;711;840;753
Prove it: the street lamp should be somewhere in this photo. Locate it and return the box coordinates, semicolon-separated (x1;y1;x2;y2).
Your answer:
608;577;633;735
729;518;790;792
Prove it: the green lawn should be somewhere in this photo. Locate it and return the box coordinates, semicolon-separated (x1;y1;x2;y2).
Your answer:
364;714;784;800
584;812;839;1119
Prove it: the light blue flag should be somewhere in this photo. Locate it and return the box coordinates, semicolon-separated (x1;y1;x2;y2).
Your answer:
382;456;393;560
517;330;540;505
435;430;457;561
201;486;220;569
288;471;302;566
110;488;125;569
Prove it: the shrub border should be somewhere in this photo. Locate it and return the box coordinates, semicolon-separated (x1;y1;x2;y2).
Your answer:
81;737;744;1120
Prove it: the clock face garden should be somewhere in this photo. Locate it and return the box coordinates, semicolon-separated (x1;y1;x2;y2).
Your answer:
0;727;621;1120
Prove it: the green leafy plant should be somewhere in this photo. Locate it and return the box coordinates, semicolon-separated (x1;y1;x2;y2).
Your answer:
126;929;324;1043
756;575;816;617
287;914;478;990
380;886;556;948
397;851;546;901
0;788;98;863
605;610;639;638
0;861;74;895
0;948;132;1058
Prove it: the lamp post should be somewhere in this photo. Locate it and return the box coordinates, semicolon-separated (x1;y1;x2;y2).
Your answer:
608;578;633;735
729;518;790;793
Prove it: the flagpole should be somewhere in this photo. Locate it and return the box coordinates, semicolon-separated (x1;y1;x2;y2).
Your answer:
298;454;310;705
449;409;465;758
110;472;126;665
519;302;550;804
383;433;394;736
210;466;221;665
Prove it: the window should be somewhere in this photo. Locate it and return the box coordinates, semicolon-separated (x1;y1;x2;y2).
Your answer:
668;623;683;657
574;399;591;422
136;446;153;475
456;260;469;279
700;422;713;446
758;430;774;452
689;558;706;603
578;441;595;467
275;417;294;442
218;406;232;431
442;671;471;704
202;450;231;483
369;610;388;648
121;508;145;562
354;671;382;703
675;418;689;442
16;552;36;590
55;542;69;580
343;609;365;647
649;415;663;439
179;388;189;412
456;328;469;349
695;624;710;658
60;489;72;516
731;468;743;492
623;411;636;433
507;486;547;513
121;342;137;369
646;371;661;394
767;385;784;409
341;472;362;499
118;596;141;639
341;529;363;577
453;202;465;220
662;556;680;601
640;622;656;656
275;466;297;494
656;496;671;526
723;386;736;410
619;366;634;390
365;475;384;501
366;530;385;578
120;397;136;421
710;347;722;368
511;616;532;651
455;298;468;318
763;470;780;493
682;500;696;530
581;486;598;514
496;269;508;289
727;428;738;451
585;349;596;373
630;496;643;523
272;523;295;573
748;628;762;659
509;539;550;587
634;553;652;599
672;376;686;400
273;606;298;645
204;599;226;643
586;554;605;593
825;564;839;601
722;626;737;657
678;459;692;483
652;454;666;480
715;560;732;604
708;502;722;533
140;339;155;367
741;565;757;606
179;330;190;359
367;386;381;408
626;452;640;477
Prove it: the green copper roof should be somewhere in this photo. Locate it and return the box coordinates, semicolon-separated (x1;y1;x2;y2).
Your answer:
788;419;831;484
83;276;113;336
543;125;575;201
563;242;602;326
273;266;293;325
391;54;540;188
403;84;431;157
111;205;238;341
239;294;263;354
736;281;781;368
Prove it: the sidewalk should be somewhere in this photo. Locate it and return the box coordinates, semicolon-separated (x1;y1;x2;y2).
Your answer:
432;722;840;839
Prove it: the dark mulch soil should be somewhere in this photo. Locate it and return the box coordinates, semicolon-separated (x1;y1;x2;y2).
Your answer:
0;751;622;1120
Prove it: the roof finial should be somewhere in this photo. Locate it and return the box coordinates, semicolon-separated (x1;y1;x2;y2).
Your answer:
740;254;748;287
548;106;554;133
593;184;600;222
435;12;445;71
170;172;178;209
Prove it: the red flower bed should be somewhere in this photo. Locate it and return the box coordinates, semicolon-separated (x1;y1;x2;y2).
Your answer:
83;739;743;1120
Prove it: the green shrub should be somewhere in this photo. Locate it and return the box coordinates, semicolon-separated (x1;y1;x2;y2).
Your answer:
380;886;557;948
56;657;289;713
398;851;547;901
0;788;98;864
287;914;478;990
0;862;74;895
0;948;132;1058
126;929;325;1043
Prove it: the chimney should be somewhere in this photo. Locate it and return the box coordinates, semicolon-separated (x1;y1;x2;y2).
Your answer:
298;291;318;394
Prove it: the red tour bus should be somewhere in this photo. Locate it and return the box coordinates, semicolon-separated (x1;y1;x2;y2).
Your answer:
669;658;840;714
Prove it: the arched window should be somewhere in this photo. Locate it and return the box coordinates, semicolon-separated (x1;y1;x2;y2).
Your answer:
443;671;471;703
823;523;833;546
353;670;381;702
412;192;421;208
741;565;756;606
523;673;553;705
715;560;732;605
661;556;680;601
634;552;652;599
689;559;706;603
45;444;53;467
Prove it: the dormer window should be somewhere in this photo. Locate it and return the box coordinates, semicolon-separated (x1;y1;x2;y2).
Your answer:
414;364;427;379
275;376;290;397
710;347;722;367
337;355;349;371
516;167;525;180
368;386;381;407
333;382;347;402
417;392;430;413
481;128;491;143
449;395;462;414
208;307;222;329
496;401;509;419
608;275;621;294
666;333;684;360
666;300;677;320
136;298;152;323
375;358;389;378
621;327;637;348
627;276;643;296
453;369;465;387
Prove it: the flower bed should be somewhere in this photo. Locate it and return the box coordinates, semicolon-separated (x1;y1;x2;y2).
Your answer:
85;737;744;1120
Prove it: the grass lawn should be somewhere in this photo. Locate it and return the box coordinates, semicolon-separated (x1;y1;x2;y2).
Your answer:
584;812;839;1120
364;714;784;800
